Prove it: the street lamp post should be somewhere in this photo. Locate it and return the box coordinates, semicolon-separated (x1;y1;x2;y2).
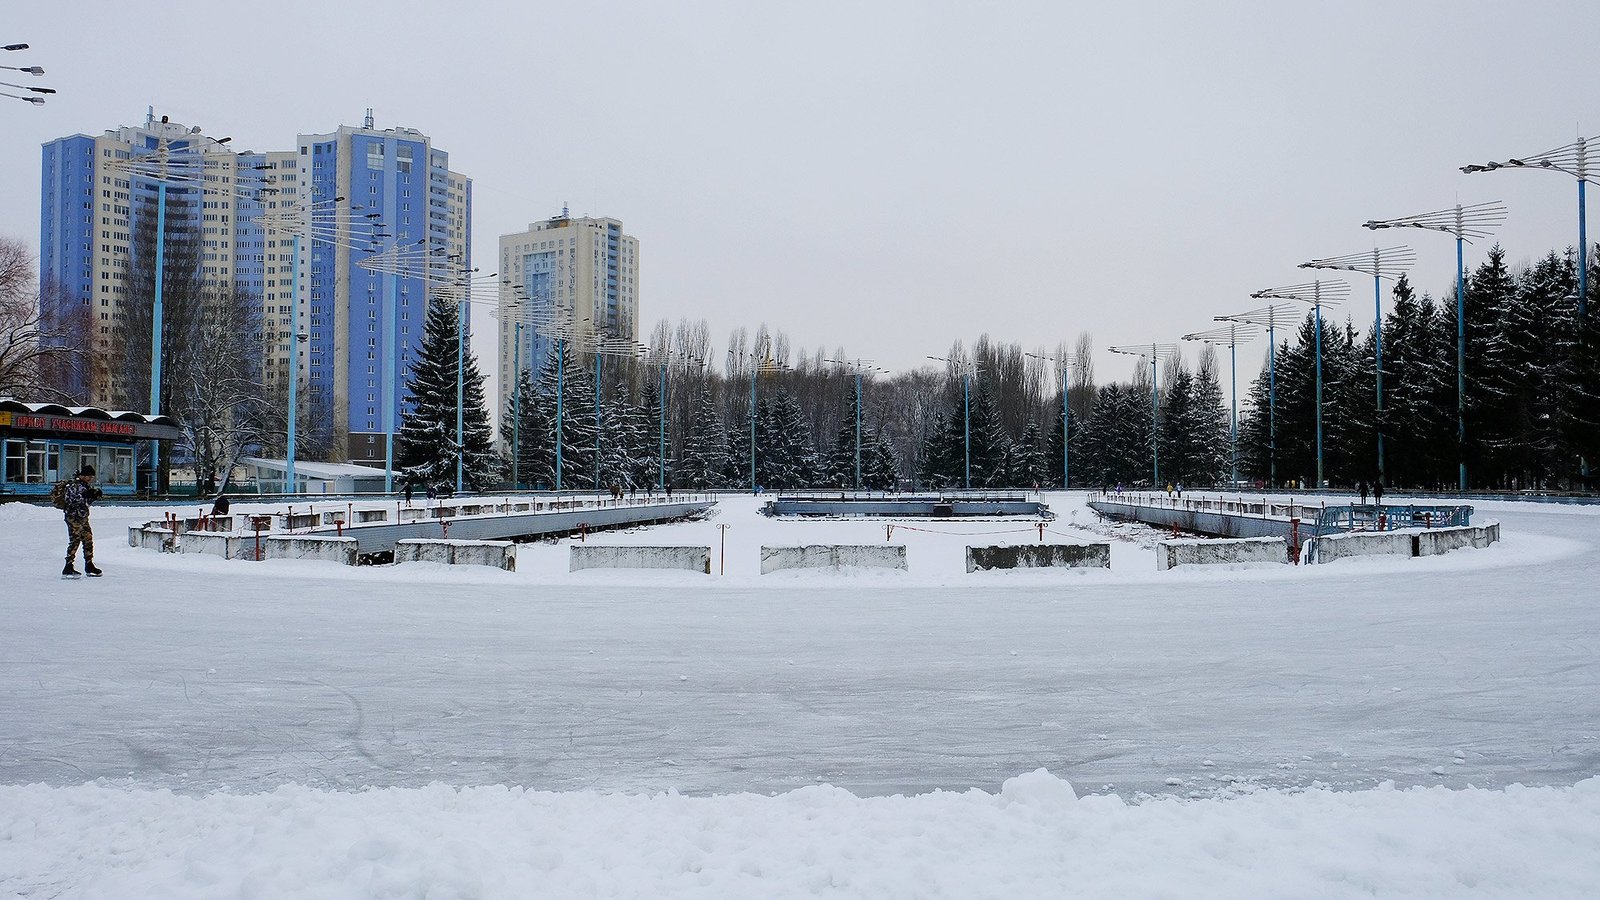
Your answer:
824;359;888;490
927;355;978;489
1109;344;1177;487
1364;201;1508;490
1026;351;1078;490
105;125;233;494
1182;323;1258;487
1217;303;1299;488
1299;246;1416;483
1463;137;1596;320
254;193;374;495
1251;280;1349;490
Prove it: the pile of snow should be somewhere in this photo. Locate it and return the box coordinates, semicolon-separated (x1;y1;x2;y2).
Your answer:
4;773;1598;898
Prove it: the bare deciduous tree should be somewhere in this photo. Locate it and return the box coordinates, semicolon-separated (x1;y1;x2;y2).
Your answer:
0;236;82;401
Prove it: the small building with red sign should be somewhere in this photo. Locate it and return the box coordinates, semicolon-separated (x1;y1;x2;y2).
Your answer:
0;400;181;498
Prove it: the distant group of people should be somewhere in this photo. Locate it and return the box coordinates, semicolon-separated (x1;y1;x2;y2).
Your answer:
1357;480;1385;506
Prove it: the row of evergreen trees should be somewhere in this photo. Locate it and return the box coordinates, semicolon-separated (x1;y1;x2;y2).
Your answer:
393;242;1598;494
1238;247;1598;490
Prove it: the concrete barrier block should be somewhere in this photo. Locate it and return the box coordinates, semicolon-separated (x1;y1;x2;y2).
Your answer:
399;508;429;522
966;543;1110;572
449;540;516;570
1416;524;1500;557
396;538;516;569
264;534;358;566
570;545;711;574
1157;536;1285;570
179;531;258;560
760;545;908;574
395;539;452;564
133;526;177;552
1308;530;1414;564
356;509;388;523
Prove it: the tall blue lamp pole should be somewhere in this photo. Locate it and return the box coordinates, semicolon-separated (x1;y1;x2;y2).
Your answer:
1183;323;1258;487
1300;246;1416;484
1252;280;1350;490
1217;304;1298;488
1027;351;1078;489
927;355;978;489
1364;202;1507;491
1109;344;1177;487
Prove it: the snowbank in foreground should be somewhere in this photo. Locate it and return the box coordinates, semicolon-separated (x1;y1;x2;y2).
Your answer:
4;773;1597;899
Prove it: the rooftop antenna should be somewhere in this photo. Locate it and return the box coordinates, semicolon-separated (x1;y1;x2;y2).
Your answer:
364;107;374;129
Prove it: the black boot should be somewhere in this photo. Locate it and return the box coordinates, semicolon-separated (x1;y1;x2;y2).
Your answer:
85;562;102;577
63;561;80;577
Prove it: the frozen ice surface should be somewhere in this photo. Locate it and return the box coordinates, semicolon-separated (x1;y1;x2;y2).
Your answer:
1;493;1596;798
3;492;1599;895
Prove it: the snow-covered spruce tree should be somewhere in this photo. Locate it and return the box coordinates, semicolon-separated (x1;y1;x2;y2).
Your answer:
756;387;817;490
862;428;901;490
1191;345;1231;485
501;367;555;489
680;387;728;489
1009;420;1047;488
397;297;500;491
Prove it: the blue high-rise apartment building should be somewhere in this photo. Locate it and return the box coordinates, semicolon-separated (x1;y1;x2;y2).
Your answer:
39;111;471;467
298;114;472;464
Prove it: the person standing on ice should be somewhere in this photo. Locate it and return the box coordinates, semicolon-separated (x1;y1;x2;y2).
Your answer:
1358;480;1369;505
1373;480;1384;506
60;464;103;577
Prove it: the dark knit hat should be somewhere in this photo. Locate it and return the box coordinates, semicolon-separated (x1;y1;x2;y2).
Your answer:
77;464;95;477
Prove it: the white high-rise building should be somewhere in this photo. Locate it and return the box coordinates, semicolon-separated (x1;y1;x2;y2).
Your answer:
498;212;639;407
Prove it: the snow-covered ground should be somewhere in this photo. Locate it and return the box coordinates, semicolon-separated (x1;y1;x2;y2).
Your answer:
3;491;1597;897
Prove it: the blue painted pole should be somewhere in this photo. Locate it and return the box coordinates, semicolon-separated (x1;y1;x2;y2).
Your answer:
962;373;971;489
383;272;398;493
854;371;862;490
658;361;667;491
1580;159;1589;321
1229;331;1238;486
512;322;521;491
1062;365;1070;490
1314;297;1324;490
1374;266;1384;483
1456;234;1467;491
286;232;300;494
1269;319;1277;488
594;352;602;489
1150;354;1160;487
749;368;757;492
555;338;564;491
149;180;168;494
455;296;465;495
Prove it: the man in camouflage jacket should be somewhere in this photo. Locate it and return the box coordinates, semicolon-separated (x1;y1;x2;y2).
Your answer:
62;464;103;577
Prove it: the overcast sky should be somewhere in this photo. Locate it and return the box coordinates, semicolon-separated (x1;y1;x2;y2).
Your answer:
5;0;1598;396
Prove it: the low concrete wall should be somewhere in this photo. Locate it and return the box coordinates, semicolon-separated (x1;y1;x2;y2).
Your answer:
180;531;259;561
396;538;516;570
570;545;711;574
1157;536;1285;570
356;509;388;523
1307;530;1414;564
966;544;1110;572
129;524;178;552
264;534;358;566
760;544;908;574
1416;523;1500;556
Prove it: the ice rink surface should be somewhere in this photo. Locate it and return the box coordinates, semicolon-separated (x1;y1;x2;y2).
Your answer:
5;491;1600;897
2;492;1594;799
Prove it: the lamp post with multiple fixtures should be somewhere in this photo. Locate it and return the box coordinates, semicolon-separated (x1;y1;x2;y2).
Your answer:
1299;246;1416;483
1250;280;1348;490
927;354;978;489
0;43;52;106
1215;304;1298;488
1026;351;1079;489
1181;323;1258;487
1364;201;1508;490
105;124;232;493
823;358;889;489
1108;344;1177;487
